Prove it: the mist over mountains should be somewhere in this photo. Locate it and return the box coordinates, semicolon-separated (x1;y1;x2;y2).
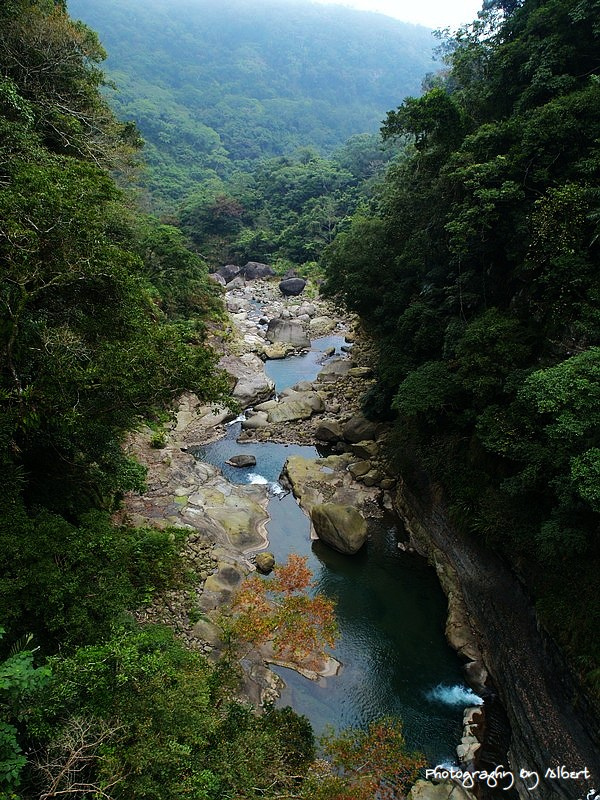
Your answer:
68;0;437;205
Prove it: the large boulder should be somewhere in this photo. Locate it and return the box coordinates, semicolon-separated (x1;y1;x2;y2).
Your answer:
233;376;274;407
242;261;275;280
311;503;367;555
255;552;276;574
227;275;246;290
348;366;373;378
296;302;316;317
279;277;306;296
316;358;353;382
226;454;257;468
348;460;371;478
309;315;336;334
217;264;242;283
241;412;269;430
314;419;344;442
261;342;294;360
220;353;275;408
349;440;379;459
267;399;314;424
342;413;380;443
266;318;310;348
280;388;324;412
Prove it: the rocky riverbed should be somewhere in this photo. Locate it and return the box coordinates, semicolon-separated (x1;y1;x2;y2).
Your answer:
121;274;483;799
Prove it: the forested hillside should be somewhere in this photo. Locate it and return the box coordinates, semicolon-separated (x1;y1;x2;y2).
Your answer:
323;0;600;698
0;2;323;796
68;0;436;206
0;2;434;797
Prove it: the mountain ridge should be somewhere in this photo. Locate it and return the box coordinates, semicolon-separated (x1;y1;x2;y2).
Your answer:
68;0;437;206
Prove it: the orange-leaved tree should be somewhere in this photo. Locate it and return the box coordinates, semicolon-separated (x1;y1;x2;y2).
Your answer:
229;554;337;670
304;716;426;800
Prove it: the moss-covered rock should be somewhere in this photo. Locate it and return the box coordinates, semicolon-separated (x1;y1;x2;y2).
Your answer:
311;503;367;554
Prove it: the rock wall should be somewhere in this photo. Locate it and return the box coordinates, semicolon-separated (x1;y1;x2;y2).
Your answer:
393;479;600;800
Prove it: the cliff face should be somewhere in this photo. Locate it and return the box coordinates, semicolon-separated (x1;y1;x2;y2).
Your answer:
393;480;600;800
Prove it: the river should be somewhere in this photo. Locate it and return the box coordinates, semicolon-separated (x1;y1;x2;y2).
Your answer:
190;333;483;766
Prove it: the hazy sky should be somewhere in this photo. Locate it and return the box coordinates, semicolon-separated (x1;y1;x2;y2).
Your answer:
311;0;483;29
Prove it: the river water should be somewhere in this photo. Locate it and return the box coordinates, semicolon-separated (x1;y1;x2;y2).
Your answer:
192;336;481;766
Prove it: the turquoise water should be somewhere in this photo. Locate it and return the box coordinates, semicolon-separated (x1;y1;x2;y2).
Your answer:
191;337;477;765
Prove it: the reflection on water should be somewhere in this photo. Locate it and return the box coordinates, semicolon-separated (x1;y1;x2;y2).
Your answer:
191;336;473;765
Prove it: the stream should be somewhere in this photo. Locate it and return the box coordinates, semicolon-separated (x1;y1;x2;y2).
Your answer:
191;334;482;766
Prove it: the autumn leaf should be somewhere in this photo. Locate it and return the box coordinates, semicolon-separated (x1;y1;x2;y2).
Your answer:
230;554;337;669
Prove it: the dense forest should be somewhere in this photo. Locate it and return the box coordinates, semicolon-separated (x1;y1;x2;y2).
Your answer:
0;1;427;798
68;0;437;207
2;0;600;796
323;0;600;700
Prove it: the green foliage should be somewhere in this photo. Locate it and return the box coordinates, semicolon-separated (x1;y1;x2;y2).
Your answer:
0;628;51;792
129;214;225;320
393;361;462;419
26;626;315;800
68;0;436;207
0;502;186;649
323;0;600;693
177;145;393;271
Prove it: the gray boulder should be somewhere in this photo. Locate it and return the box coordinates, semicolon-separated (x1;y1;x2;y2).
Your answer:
266;318;310;348
280;388;324;412
362;470;381;487
217;264;242;283
227;275;246;290
279;277;306;296
348;460;371;478
226;454;257;468
233;375;274;407
342;414;380;443
220;353;275;408
314;419;344;442
309;316;336;334
241;412;269;430
267;399;314;424
349;440;379;459
317;358;353;382
255;552;276;574
311;503;367;555
348;366;373;378
296;302;316;317
242;261;275;280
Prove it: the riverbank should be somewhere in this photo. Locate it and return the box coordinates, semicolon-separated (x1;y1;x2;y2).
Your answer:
118;276;485;797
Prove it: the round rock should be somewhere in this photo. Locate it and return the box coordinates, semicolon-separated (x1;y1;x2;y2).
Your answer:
255;552;276;574
279;277;306;296
311;503;367;555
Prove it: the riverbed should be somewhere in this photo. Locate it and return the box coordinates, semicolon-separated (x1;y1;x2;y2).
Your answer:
191;336;481;765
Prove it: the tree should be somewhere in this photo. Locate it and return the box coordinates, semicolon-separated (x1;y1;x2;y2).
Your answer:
302;717;426;800
0;0;141;168
0;628;51;793
229;554;337;670
33;716;123;800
